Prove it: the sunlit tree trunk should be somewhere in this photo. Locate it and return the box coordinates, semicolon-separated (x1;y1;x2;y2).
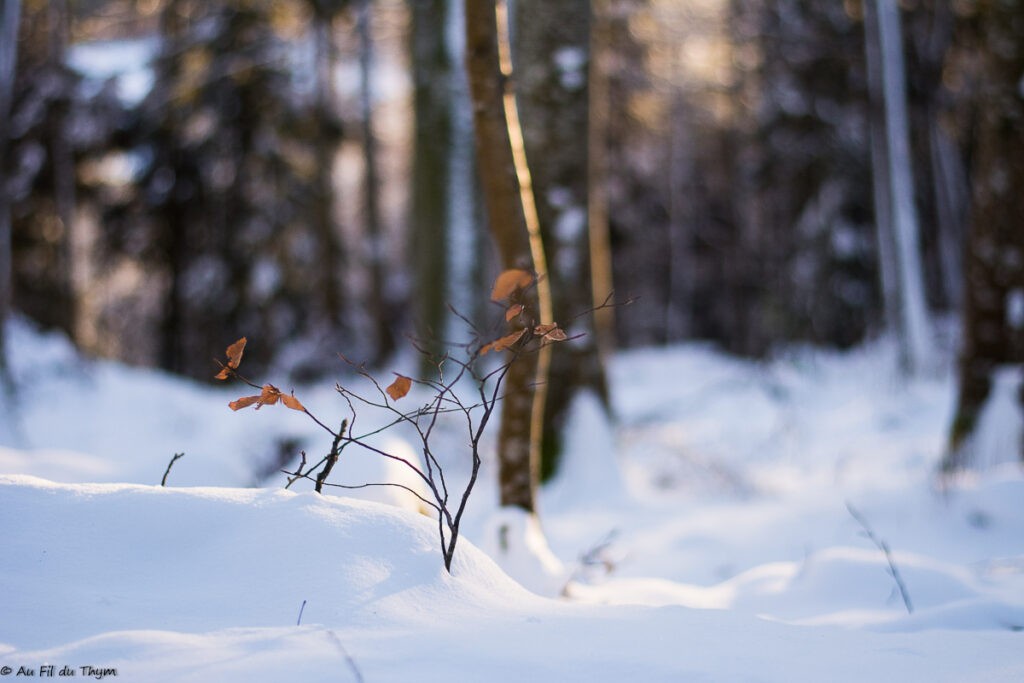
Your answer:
465;0;551;512
587;0;615;355
512;0;611;481
944;1;1024;471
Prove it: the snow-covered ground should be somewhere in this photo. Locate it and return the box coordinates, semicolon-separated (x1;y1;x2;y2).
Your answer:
1;317;1022;681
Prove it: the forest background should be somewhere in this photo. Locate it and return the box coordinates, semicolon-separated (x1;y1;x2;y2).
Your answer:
0;0;1021;479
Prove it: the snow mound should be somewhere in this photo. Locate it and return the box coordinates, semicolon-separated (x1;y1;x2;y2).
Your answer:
0;475;533;651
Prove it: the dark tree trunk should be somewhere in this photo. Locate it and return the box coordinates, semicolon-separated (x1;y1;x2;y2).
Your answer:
314;9;346;333
358;0;392;361
47;0;76;340
0;0;21;386
944;3;1024;470
411;0;452;369
512;0;611;481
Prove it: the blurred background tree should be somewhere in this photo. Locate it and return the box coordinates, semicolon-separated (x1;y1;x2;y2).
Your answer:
1;0;1020;466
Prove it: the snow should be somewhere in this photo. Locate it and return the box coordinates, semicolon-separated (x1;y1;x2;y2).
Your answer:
952;367;1023;472
66;37;157;105
553;46;586;90
1;317;1023;681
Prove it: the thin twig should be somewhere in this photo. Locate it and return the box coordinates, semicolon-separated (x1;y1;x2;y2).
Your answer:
296;599;307;626
846;502;914;614
315;420;347;494
161;452;185;486
284;451;309;489
325;630;364;683
287;474;442;515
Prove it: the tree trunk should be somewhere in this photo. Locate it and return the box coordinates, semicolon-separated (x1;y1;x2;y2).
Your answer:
358;0;392;360
512;0;611;481
47;0;76;341
411;0;452;369
874;0;934;375
306;5;347;342
465;0;551;512
0;0;21;387
587;0;615;358
862;0;899;345
944;2;1024;471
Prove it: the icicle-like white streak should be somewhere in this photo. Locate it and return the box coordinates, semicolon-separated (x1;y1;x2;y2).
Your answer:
876;0;934;374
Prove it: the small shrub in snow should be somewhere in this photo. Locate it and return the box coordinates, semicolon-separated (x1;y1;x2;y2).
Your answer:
214;269;569;572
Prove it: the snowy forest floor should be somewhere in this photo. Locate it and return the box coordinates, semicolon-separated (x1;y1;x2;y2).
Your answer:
1;317;1022;682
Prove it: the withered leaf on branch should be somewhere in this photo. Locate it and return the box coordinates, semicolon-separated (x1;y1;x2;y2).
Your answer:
229;384;283;411
225;337;247;367
215;337;247;380
259;384;281;407
229;395;261;411
490;269;534;302
480;328;527;355
505;303;524;322
386;374;412;401
534;323;568;342
281;393;305;412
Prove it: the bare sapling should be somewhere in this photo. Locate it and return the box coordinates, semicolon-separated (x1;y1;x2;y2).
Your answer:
215;268;570;572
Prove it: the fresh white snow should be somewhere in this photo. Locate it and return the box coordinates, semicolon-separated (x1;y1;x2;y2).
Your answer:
1;317;1022;681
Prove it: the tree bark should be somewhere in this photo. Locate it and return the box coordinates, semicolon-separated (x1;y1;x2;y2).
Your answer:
316;8;345;332
358;0;392;360
411;0;452;369
512;0;611;481
587;0;615;358
465;0;551;511
47;0;76;341
944;2;1024;470
0;0;21;386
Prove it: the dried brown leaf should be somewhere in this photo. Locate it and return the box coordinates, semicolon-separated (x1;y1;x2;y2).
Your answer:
481;328;527;355
543;327;568;342
229;395;261;411
282;393;305;412
214;365;232;381
534;323;567;341
258;384;281;407
386;374;412;401
490;269;533;302
225;337;247;369
505;303;524;321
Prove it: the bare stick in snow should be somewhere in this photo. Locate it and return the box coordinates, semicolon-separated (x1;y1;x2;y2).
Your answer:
846;502;913;614
161;452;185;487
326;629;364;683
